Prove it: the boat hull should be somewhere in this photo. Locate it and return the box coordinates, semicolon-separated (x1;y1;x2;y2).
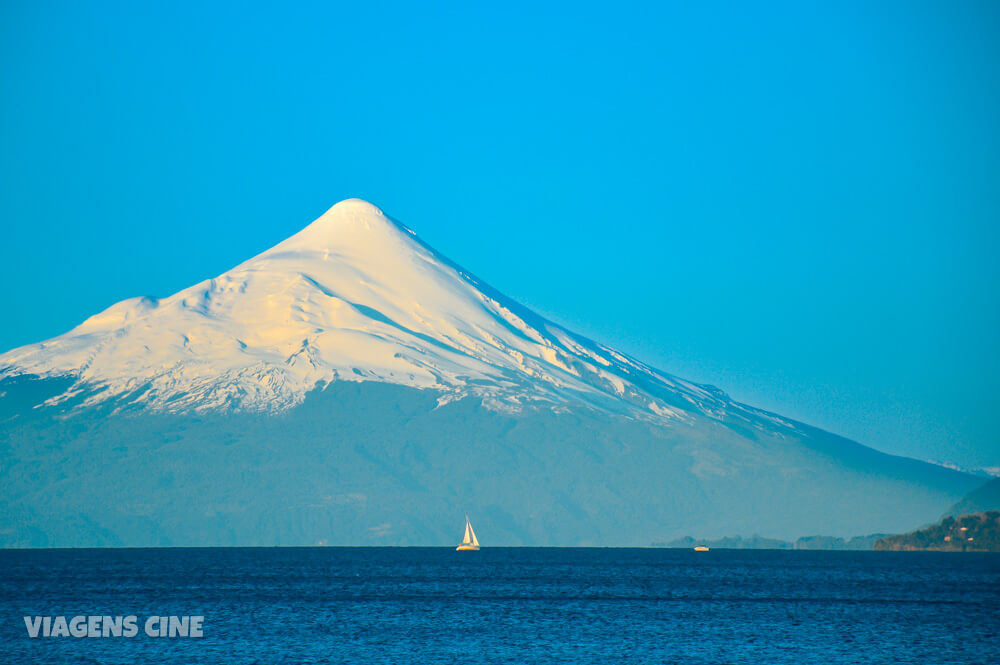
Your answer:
456;545;480;551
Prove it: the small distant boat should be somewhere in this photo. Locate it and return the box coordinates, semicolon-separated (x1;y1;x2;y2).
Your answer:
694;545;710;551
456;514;480;551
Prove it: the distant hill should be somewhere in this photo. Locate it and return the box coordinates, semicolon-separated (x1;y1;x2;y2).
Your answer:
944;478;1000;518
874;512;1000;552
653;533;885;550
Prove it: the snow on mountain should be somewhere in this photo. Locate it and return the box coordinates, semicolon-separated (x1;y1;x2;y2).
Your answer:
0;199;738;421
1;199;985;547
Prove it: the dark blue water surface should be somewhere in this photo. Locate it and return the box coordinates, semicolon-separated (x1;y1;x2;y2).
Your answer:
1;548;997;664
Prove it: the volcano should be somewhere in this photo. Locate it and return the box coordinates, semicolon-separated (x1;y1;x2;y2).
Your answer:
0;200;982;546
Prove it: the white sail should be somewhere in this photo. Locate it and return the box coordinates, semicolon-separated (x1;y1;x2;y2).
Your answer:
469;520;479;547
457;515;480;550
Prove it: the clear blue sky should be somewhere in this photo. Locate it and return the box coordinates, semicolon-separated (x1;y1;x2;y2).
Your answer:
1;1;997;468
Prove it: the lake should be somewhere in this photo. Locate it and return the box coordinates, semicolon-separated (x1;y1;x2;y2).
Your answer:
1;548;997;664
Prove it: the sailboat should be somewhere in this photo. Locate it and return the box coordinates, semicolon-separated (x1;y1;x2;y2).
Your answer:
456;514;480;551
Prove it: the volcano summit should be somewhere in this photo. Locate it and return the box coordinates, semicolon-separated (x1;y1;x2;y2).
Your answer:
2;199;724;418
0;200;982;546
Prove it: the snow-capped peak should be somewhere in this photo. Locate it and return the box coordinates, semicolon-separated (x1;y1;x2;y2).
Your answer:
0;199;735;419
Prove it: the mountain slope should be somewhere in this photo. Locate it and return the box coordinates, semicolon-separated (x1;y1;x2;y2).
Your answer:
0;199;723;419
944;478;1000;518
0;199;983;546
